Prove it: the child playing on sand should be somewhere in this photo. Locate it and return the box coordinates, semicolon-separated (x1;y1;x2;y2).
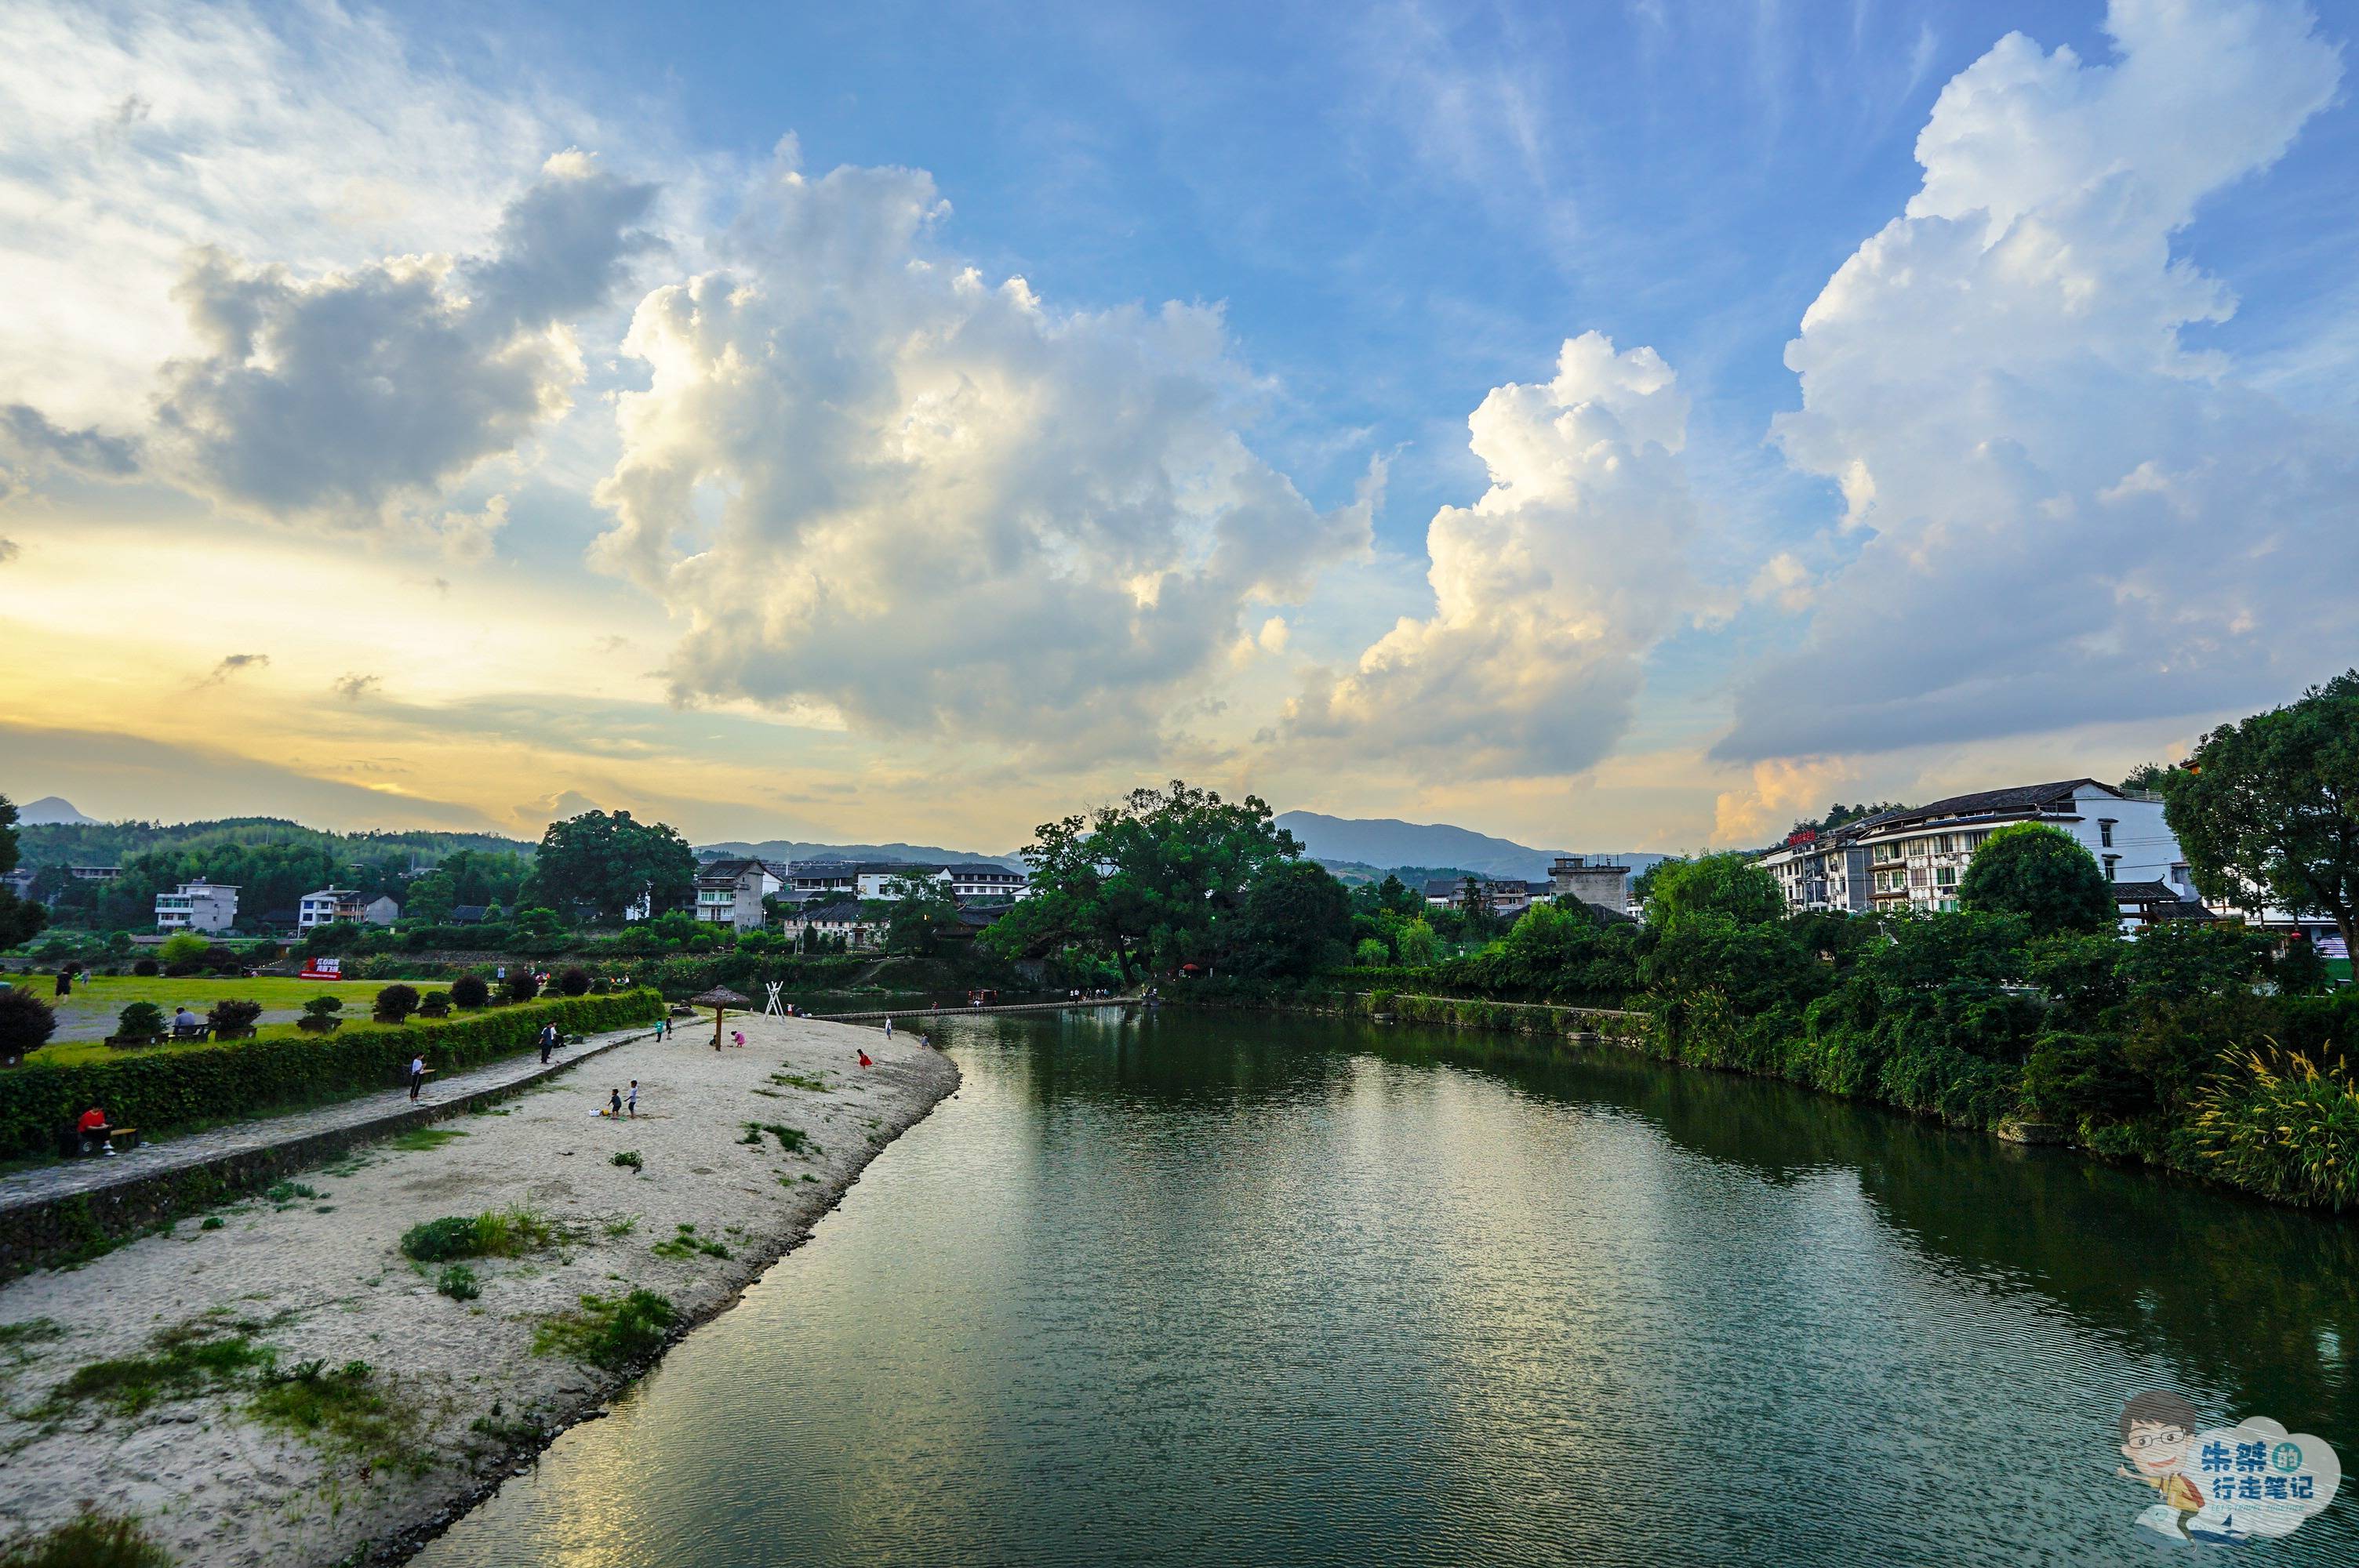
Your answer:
609;1087;623;1118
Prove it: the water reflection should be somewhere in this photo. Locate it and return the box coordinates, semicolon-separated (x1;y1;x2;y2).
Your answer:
415;1007;2359;1568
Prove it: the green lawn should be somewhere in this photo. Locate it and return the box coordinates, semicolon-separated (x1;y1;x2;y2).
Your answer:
5;971;391;1011
4;969;453;1063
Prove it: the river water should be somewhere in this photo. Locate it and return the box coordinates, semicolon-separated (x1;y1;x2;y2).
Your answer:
415;1007;2359;1566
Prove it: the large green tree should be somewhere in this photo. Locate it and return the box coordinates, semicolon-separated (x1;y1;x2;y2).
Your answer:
1645;852;1784;928
522;810;696;924
1223;859;1353;978
0;795;47;950
1957;823;2115;935
983;781;1301;982
2163;670;2359;961
884;874;960;956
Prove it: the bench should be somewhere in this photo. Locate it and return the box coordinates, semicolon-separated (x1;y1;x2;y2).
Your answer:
169;1022;214;1042
108;1127;140;1152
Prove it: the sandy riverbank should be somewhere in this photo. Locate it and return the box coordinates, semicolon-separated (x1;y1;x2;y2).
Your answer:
0;1014;958;1566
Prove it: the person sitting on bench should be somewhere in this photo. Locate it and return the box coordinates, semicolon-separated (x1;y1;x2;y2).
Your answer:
173;1005;202;1036
78;1105;114;1157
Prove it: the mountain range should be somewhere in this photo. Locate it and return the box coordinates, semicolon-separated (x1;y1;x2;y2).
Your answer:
1274;811;1665;883
696;839;1023;869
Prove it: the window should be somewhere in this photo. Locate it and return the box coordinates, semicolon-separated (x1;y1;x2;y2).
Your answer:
2103;855;2121;881
1939;898;1959;913
1936;866;1957;887
2099;818;2116;848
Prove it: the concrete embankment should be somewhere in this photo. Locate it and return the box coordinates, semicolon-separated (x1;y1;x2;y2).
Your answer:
0;1015;957;1567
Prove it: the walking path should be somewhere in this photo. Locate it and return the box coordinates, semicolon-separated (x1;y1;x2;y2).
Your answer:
0;1022;658;1218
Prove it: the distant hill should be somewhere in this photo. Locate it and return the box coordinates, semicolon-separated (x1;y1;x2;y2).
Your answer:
18;815;529;867
1274;811;1664;883
696;840;1024;869
15;796;96;826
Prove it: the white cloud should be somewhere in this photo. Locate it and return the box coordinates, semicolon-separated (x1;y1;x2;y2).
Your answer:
1279;331;1697;779
591;156;1372;750
0;0;602;430
150;157;656;528
1719;0;2352;763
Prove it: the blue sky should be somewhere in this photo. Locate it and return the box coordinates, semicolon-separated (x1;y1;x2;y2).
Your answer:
1;0;2354;850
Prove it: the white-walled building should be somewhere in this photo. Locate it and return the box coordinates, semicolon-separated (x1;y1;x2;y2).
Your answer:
156;880;239;933
1757;779;2197;928
800;899;882;949
297;888;363;929
696;858;786;931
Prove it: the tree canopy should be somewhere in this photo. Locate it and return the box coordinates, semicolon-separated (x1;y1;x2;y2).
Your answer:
1644;852;1784;928
0;796;45;949
1957;823;2116;935
522;810;696;924
2163;670;2359;960
983;781;1303;980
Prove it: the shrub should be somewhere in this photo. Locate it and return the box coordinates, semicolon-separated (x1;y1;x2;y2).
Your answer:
0;989;58;1059
558;966;591;997
0;990;663;1160
206;998;264;1035
296;996;344;1034
0;1511;173;1568
449;974;490;1010
531;1289;676;1370
372;985;421;1024
156;931;209;966
418;989;453;1018
163;962;202;978
2192;1047;2359;1210
399;1207;565;1262
115;1002;166;1040
131;958;159;977
503;970;540;1004
610;1149;642;1171
435;1264;481;1301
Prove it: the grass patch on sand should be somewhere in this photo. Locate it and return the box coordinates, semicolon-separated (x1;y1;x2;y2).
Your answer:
43;1319;271;1417
742;1121;815;1155
770;1070;830;1092
387;1127;467;1152
0;1319;65;1367
247;1357;430;1475
0;1511;172;1568
531;1290;676;1371
398;1207;576;1264
650;1223;729;1261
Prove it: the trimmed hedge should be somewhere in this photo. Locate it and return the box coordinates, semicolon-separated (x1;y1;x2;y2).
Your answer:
0;989;662;1160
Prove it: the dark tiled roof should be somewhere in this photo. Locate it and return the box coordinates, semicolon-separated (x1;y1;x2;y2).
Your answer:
1860;780;2112;835
799;901;872;924
449;905;489;923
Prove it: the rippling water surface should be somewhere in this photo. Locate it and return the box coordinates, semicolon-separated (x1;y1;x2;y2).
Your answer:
415;1008;2359;1566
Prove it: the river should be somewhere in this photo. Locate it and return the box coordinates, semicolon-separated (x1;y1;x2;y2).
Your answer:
413;1006;2359;1566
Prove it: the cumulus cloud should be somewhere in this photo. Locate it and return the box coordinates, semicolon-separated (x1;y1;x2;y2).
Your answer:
150;154;656;528
590;156;1371;750
1717;0;2351;764
331;673;382;702
1279;332;1697;779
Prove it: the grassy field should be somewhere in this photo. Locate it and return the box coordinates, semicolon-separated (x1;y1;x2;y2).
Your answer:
5;971;391;1011
5;970;467;1065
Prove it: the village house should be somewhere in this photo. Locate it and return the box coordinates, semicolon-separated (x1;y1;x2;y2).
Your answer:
154;880;239;933
799;898;883;949
696;858;788;932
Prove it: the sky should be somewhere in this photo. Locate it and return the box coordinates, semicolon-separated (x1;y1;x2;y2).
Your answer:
1;0;2354;854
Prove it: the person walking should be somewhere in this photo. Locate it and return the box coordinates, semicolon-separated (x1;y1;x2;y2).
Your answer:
538;1022;558;1065
884;1016;893;1039
609;1087;623;1118
627;1080;639;1118
408;1054;427;1102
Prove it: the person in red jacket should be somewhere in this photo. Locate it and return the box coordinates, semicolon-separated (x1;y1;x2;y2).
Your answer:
78;1105;112;1156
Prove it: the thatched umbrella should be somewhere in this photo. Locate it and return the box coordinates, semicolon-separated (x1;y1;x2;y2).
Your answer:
690;986;751;1050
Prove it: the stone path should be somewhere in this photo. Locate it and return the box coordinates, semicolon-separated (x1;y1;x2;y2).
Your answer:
0;1022;658;1217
